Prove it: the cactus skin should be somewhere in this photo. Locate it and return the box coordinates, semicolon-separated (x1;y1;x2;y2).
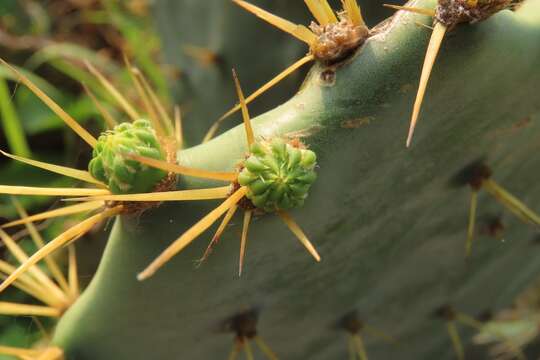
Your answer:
238;139;317;212
53;0;540;359
88;119;167;194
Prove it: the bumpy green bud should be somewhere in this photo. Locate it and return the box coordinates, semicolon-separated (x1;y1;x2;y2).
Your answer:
238;138;317;212
88;119;168;194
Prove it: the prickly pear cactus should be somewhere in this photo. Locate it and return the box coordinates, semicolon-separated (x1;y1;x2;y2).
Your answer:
47;0;540;358
2;0;538;359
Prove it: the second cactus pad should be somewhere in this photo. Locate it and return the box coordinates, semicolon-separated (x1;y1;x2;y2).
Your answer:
238;138;317;212
89;119;168;194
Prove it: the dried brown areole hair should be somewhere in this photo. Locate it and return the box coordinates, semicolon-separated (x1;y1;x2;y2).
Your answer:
222;309;279;360
435;0;514;28
310;12;370;63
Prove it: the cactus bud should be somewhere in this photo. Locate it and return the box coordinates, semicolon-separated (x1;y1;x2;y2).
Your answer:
89;119;168;194
238;138;317;212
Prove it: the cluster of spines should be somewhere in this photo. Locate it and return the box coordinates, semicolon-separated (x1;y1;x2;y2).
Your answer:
137;68;321;280
0;55;236;298
0;43;324;357
0;44;323;293
0;197;76;360
203;0;369;142
383;0;515;146
464;163;540;257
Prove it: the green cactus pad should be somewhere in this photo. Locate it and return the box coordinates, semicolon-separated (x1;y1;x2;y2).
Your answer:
237;138;317;212
88;119;168;194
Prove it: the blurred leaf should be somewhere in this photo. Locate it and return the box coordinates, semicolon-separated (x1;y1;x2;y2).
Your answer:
0;1;26;32
99;0;169;99
0;0;18;14
25;43;119;73
46;59;115;103
23;0;51;35
14;86;98;136
0;78;31;157
0;64;60;99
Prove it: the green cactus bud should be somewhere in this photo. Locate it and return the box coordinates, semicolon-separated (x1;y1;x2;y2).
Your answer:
238;138;317;213
88;119;168;194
